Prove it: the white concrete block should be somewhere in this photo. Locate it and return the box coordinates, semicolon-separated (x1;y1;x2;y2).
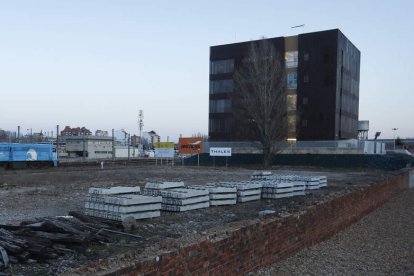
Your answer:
209;193;237;200
210;199;237;206
85;202;161;213
190;185;237;194
162;195;210;206
237;189;262;197
237;194;261;202
88;186;141;195
84;209;160;221
161;188;209;199
161;201;210;212
144;181;185;190
87;194;162;205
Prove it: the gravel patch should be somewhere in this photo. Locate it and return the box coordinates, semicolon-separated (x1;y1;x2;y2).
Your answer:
250;188;414;276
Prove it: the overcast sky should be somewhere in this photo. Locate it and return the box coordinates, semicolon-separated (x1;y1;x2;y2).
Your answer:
1;0;413;141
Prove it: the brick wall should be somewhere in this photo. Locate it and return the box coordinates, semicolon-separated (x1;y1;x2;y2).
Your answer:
72;170;410;276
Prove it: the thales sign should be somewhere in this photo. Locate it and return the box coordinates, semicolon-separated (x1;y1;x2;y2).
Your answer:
209;147;232;157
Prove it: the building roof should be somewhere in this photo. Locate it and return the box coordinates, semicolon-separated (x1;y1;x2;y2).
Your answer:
65;136;112;141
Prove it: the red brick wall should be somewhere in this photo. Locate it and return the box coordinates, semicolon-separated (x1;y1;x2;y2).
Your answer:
73;171;409;276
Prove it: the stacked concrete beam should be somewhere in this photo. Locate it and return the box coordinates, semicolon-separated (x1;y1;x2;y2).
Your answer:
304;177;322;190
318;176;328;187
143;181;185;196
189;185;237;206
261;179;306;199
85;186;162;221
252;172;328;190
218;181;262;203
88;186;141;195
161;188;210;212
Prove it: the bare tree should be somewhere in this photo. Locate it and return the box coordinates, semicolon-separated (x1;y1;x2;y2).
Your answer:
234;39;288;167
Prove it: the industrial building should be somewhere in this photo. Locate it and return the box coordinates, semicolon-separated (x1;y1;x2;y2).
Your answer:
65;136;113;159
209;29;360;141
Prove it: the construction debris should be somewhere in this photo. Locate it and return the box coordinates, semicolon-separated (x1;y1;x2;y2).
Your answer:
0;216;113;267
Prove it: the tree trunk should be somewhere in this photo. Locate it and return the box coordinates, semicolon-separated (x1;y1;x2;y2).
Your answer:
262;140;273;168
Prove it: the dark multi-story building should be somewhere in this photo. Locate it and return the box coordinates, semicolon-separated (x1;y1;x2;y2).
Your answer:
208;29;360;141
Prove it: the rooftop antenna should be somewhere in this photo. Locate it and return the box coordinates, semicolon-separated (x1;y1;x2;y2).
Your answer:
138;109;144;138
291;24;305;34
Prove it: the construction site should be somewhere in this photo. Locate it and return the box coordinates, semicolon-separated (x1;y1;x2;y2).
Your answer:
1;162;413;275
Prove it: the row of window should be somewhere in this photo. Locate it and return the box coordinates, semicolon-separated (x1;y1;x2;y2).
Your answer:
209;119;231;133
210;79;234;94
287;72;297;89
285;51;298;68
210;59;234;74
210;99;231;113
210;96;297;114
210;74;298;94
210;51;302;75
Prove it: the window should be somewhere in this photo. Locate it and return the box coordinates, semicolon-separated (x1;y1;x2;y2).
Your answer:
210;59;234;74
209;99;231;113
210;79;233;94
287;95;297;111
304;53;309;61
209;119;231;133
303;97;308;105
302;119;308;127
304;75;309;83
287;72;297;89
287;115;296;134
285;51;298;68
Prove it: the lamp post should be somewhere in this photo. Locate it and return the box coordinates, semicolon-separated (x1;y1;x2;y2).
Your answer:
392;128;398;150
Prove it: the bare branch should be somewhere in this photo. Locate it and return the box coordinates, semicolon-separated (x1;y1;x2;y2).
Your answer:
234;39;288;167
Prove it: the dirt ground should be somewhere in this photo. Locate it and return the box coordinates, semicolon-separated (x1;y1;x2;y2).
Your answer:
0;163;387;275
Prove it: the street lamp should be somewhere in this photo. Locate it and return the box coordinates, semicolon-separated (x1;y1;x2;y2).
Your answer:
392;128;398;150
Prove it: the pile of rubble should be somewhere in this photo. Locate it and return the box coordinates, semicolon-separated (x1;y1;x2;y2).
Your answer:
0;213;129;273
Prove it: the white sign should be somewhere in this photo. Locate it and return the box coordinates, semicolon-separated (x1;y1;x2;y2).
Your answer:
209;147;232;157
154;148;174;158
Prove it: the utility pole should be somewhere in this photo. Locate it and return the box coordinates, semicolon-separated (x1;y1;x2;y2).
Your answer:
138;110;144;157
56;125;59;162
112;129;115;160
128;133;130;161
17;126;20;143
392;128;398;150
82;134;86;161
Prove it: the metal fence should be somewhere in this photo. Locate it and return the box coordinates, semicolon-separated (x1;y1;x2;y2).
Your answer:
207;140;366;150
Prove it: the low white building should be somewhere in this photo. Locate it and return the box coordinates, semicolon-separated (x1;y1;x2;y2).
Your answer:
65;136;113;159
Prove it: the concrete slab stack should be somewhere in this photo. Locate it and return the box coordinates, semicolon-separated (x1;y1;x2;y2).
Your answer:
304;177;322;190
218;181;262;203
261;179;306;199
85;186;162;221
189;185;237;206
143;181;185;196
161;188;210;212
88;186;141;195
251;172;328;191
318;176;328;187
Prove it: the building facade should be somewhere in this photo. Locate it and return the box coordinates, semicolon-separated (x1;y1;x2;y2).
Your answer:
209;29;360;141
65;136;113;159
